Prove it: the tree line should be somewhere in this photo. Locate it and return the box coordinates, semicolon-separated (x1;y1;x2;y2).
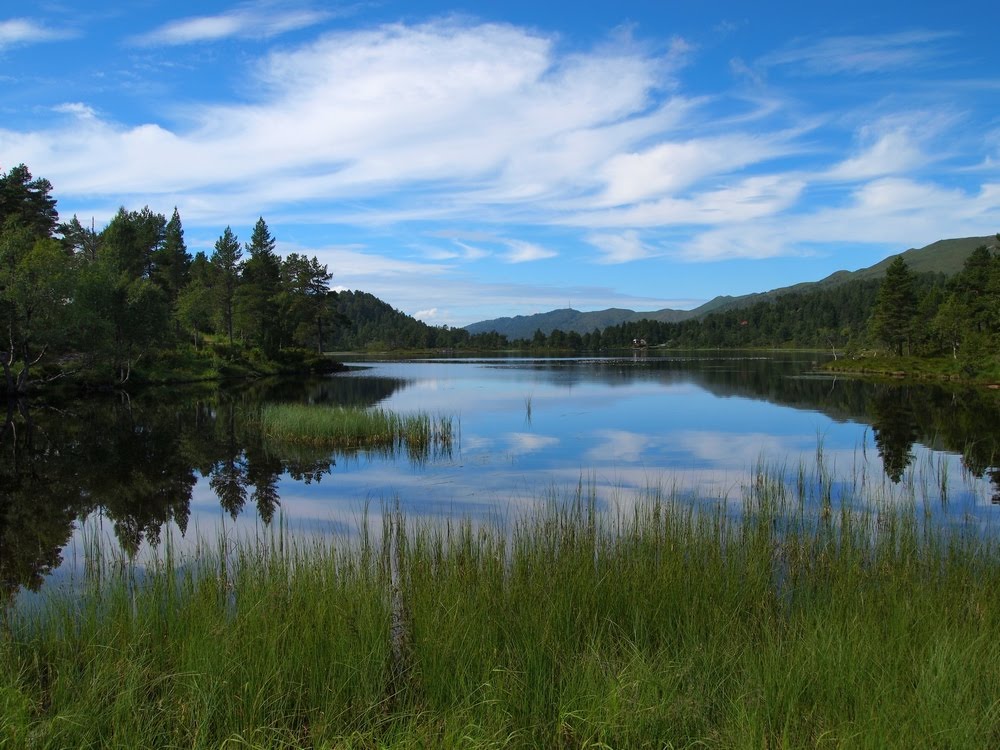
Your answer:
1;164;348;393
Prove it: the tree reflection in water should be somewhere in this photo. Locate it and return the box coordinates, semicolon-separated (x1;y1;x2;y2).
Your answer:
4;364;1000;605
0;374;408;606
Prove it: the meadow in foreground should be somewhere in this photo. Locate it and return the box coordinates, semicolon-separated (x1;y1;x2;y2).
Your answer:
2;469;1000;749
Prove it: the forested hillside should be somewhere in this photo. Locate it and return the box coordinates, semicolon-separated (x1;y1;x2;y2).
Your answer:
520;242;1000;379
326;291;505;351
468;235;996;338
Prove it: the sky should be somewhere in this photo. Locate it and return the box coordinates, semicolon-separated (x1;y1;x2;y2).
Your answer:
2;0;999;327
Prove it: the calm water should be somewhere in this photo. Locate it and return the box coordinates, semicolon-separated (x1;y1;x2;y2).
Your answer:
4;352;1000;603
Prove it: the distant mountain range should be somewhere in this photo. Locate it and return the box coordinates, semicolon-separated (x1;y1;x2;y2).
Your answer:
464;235;998;339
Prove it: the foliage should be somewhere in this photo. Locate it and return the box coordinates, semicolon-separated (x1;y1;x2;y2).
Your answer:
0;165;362;391
0;163;58;238
0;165;69;392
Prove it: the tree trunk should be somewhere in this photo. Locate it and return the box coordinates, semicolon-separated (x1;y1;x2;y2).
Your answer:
0;353;12;396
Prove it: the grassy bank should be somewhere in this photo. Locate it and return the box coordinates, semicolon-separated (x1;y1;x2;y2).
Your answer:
823;354;1000;386
253;403;455;459
3;476;1000;748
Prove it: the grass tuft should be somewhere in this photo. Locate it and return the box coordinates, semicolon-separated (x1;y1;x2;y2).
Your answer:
253;403;455;461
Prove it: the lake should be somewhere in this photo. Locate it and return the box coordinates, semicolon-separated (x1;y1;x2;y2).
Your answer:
3;351;1000;605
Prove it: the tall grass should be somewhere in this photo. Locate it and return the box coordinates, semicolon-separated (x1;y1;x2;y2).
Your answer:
3;471;1000;747
253;403;455;461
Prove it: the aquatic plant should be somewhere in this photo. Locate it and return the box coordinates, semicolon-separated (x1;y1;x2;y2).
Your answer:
253;403;455;462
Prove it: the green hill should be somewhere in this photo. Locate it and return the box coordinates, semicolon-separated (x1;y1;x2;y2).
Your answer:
465;235;998;338
464;306;693;339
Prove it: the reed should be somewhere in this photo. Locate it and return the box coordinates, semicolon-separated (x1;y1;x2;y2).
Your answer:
253;403;455;460
3;469;1000;748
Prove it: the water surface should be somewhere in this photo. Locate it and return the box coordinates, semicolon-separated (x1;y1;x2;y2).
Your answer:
4;352;1000;603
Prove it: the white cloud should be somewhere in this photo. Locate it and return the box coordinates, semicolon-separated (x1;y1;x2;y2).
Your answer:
759;30;956;75
827;128;925;181
502;240;557;263
595;134;792;207
676;177;1000;263
452;241;490;261
4;20;676;224
52;102;97;120
825;115;955;181
132;4;331;45
586;230;657;264
570;175;806;229
0;18;74;48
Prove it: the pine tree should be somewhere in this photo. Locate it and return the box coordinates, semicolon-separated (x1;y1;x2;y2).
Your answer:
0;164;59;238
152;208;191;304
870;257;917;356
238;217;282;353
211;227;243;346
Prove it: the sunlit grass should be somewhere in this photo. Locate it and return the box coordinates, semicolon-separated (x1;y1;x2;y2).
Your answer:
3;469;1000;747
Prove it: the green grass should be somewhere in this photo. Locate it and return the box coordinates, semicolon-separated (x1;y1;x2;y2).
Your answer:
3;473;1000;748
823;354;1000;384
254;403;456;460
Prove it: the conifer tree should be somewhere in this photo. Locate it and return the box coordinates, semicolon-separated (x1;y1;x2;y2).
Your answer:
211;227;243;346
238;217;282;353
152;208;191;304
870;257;917;356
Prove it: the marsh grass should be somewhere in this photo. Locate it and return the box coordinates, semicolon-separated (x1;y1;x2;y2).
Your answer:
3;471;1000;748
253;403;455;461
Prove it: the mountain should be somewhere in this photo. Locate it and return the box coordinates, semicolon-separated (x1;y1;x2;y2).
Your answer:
463;306;695;339
465;235;998;339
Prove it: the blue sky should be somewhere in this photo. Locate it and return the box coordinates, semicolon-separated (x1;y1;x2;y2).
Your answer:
2;1;998;326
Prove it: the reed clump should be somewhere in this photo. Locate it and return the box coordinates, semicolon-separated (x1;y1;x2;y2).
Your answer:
254;403;455;459
3;472;1000;748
